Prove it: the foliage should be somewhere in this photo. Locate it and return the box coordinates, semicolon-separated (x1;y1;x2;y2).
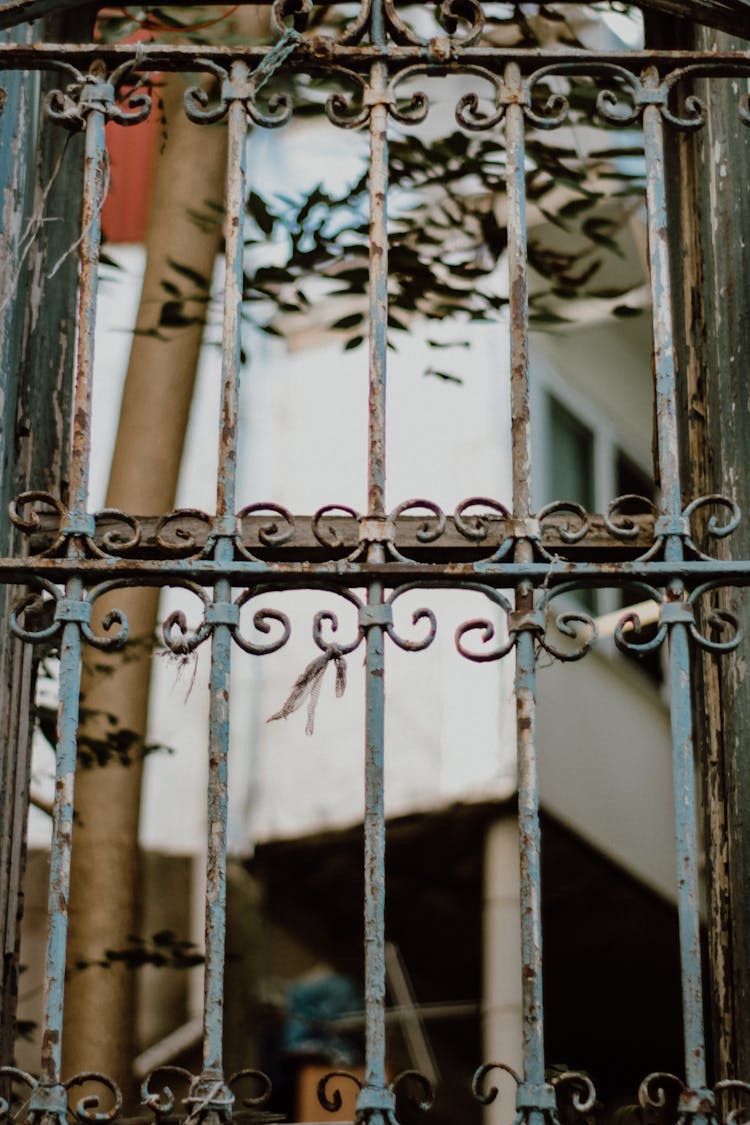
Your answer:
97;5;648;376
242;108;646;357
73;929;204;972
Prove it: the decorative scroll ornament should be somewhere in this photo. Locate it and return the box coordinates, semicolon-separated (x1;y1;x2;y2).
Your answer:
311;499;447;562
9;579;129;650
0;1068;38;1125
612;584;667;655
604;493;657;548
687;583;742;654
635;1073;747;1123
1;1072;123;1125
45;60;152;130
317;1069;434;1122
9;492;142;560
227;1070;274;1111
385;585;438;651
455;66;507;131
142;1066;275;1125
324;70;371;129
155;505;297;561
472;1061;521;1106
473;1063;597;1123
604;493;740;562
537;584;597;662
612;584;742;657
454;585;515;662
155;509;213;557
486;61;750;136
160;583;293;658
141;1066;194;1120
236;503;296;556
184;30;304;129
454;496;514;561
9;580;62;645
714;1080;750;1125
64;1073;123;1123
682;494;741;560
270;0;311;38
550;1071;598;1115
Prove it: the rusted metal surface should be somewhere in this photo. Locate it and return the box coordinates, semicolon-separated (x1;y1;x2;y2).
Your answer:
2;2;750;1123
663;16;750;1082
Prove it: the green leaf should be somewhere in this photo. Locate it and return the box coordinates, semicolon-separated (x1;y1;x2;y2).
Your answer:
247;190;276;237
612;304;643;317
331;312;365;330
424;367;463;385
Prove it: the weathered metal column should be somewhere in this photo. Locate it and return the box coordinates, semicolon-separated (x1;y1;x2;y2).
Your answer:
0;13;81;1066
663;19;750;1082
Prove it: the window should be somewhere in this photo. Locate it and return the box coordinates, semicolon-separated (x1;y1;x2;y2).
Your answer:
534;359;662;684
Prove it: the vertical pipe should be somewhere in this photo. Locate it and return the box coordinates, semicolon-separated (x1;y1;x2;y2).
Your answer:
642;87;682;524
505;62;546;1100
362;0;389;1099
203;586;232;1077
68;92;107;520
669;622;706;1089
366;8;388;518
505;64;531;525
40;603;83;1086
643;74;706;1087
38;97;108;1088
216;63;248;525
363;576;387;1093
202;64;248;1078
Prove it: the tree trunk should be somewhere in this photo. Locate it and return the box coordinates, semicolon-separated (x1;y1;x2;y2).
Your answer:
61;6;267;1085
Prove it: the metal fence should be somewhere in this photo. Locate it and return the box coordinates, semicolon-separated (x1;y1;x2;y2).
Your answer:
1;3;750;1124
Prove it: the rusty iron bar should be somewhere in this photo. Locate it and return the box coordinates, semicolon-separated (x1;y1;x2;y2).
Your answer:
196;60;250;1111
215;61;247;528
35;85;109;1106
642;68;706;1091
362;570;389;1112
358;0;391;1118
504;58;548;1116
68;73;107;519
5;43;750;72
6;556;750;586
366;43;388;517
39;598;83;1093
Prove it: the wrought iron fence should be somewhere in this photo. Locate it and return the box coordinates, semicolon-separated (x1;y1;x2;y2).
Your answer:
1;3;750;1124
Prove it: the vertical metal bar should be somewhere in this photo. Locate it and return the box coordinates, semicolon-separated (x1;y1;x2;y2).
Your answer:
642;81;682;525
203;604;231;1079
364;578;387;1093
201;63;247;1081
215;64;247;527
366;6;388;519
40;606;83;1087
505;61;546;1102
68;92;106;520
37;97;108;1089
505;64;531;526
361;0;389;1104
642;72;706;1089
668;622;706;1089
